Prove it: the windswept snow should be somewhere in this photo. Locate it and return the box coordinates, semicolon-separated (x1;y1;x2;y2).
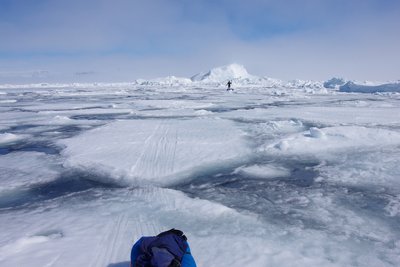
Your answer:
0;152;60;193
264;126;400;156
1;67;400;267
119;63;326;89
60;118;250;186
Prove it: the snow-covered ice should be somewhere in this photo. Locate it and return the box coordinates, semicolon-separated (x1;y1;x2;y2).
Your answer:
60;118;250;186
1;65;400;267
264;126;400;156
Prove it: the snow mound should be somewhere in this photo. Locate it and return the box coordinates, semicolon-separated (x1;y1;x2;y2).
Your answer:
264;126;400;156
191;63;252;82
340;81;400;93
60;118;250;186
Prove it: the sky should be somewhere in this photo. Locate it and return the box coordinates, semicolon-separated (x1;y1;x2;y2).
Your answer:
0;0;399;83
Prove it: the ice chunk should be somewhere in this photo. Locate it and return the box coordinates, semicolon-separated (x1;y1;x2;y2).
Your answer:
235;164;290;179
60;118;250;186
309;127;326;139
0;133;28;145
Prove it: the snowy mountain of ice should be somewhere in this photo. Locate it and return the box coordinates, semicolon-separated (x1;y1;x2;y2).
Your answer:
191;63;253;82
137;63;323;89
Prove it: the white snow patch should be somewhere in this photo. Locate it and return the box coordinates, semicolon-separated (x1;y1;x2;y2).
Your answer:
0;99;17;103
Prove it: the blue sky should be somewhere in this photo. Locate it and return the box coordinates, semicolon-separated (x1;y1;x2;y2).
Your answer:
0;0;399;82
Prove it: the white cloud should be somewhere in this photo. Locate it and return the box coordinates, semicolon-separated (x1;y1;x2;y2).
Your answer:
0;0;399;82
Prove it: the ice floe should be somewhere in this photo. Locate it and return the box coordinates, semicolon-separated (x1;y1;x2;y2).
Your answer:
60;118;250;186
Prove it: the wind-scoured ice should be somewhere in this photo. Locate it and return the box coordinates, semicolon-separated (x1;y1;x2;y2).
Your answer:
61;118;250;186
1;65;400;266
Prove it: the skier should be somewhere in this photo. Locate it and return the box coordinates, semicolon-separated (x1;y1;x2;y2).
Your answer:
226;80;232;91
130;229;197;267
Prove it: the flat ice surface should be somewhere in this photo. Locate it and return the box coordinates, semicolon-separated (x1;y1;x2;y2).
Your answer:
1;82;400;267
60;118;250;186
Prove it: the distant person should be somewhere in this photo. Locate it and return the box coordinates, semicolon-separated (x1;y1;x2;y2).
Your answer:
130;229;197;267
226;80;232;91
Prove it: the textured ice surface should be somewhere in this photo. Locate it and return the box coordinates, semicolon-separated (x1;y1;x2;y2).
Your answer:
0;152;60;193
1;83;400;267
60;118;250;186
265;126;400;156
